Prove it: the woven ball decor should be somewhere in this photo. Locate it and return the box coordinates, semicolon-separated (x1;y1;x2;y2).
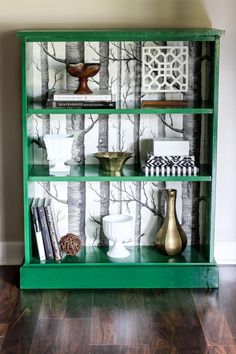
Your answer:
60;233;81;256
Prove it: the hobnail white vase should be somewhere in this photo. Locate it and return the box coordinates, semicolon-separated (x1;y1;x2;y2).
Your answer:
102;214;134;258
43;134;74;175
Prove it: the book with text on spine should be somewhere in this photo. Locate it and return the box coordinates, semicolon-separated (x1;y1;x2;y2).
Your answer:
37;198;54;261
31;198;46;262
44;198;62;261
46;99;116;109
53;89;113;102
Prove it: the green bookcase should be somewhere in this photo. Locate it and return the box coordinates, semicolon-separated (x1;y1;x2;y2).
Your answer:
17;29;224;289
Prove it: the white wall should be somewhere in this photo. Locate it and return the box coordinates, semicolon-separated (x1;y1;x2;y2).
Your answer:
204;0;236;262
0;0;235;263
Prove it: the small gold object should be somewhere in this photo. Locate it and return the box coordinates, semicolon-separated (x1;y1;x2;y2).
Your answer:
94;151;133;172
155;189;187;256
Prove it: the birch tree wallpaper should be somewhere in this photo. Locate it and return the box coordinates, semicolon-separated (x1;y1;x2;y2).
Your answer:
27;40;209;248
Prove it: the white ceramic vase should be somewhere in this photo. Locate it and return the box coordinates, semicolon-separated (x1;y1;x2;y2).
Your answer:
43;134;74;175
102;214;134;258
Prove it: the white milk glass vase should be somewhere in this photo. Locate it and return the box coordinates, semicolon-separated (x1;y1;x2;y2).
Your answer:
102;214;134;258
44;134;74;175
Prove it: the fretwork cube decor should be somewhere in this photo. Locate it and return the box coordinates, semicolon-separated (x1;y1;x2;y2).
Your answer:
142;46;188;93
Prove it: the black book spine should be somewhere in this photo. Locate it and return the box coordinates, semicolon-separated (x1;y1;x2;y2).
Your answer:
46;100;116;108
44;205;62;261
37;206;54;260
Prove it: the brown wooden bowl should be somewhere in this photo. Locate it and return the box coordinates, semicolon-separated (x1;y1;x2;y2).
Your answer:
66;63;100;94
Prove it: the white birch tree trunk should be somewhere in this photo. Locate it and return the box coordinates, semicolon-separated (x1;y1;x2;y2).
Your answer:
157;108;166;229
156;42;166;230
66;42;86;243
40;42;50;194
116;42;122;214
182;42;202;245
133;42;142;244
40;42;50;153
98;42;110;246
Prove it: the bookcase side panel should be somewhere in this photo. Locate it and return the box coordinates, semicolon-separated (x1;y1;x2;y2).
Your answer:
209;38;221;262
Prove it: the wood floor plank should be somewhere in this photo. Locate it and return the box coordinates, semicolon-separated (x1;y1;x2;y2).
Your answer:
91;289;147;345
146;324;174;354
38;290;68;319
0;337;5;352
0;290;43;354
145;289;201;327
89;345;149;354
65;289;93;318
0;266;19;323
0;323;8;337
192;289;236;346
215;267;236;339
208;345;236;354
29;318;90;354
174;325;208;354
145;289;208;353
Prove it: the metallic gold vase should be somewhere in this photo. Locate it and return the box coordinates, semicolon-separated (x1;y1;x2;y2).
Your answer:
155;189;187;256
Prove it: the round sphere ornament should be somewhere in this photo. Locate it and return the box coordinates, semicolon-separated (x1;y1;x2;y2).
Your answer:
60;233;81;256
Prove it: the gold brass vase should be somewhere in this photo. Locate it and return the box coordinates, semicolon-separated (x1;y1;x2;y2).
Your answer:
94;152;133;172
155;189;187;256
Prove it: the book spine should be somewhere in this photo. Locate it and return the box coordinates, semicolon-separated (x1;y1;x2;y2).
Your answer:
44;205;62;261
46;101;116;108
54;95;112;102
31;207;46;262
37;206;54;260
141;100;188;107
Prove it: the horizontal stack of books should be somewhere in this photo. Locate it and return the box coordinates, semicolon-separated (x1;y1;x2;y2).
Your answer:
144;138;199;176
31;198;62;262
46;89;116;109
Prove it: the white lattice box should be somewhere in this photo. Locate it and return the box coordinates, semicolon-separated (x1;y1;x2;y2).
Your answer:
142;46;188;93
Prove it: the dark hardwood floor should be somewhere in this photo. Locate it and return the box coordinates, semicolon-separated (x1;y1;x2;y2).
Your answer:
0;266;236;354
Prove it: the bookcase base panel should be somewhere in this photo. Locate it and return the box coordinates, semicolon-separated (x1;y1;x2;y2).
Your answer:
20;263;219;289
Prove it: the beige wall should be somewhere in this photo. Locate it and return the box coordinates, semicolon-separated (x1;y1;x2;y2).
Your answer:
0;0;235;250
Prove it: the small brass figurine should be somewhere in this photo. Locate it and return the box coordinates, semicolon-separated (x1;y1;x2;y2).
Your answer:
66;63;100;94
155;189;187;256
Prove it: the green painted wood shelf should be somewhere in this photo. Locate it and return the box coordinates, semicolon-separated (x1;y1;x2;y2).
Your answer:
27;101;214;115
29;246;209;265
21;246;218;289
17;28;223;289
28;164;212;182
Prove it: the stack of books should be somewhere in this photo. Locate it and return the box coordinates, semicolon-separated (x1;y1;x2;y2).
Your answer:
46;89;116;109
31;198;62;262
144;154;199;176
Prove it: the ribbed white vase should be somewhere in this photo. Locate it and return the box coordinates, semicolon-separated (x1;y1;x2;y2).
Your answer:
102;214;134;258
44;134;74;175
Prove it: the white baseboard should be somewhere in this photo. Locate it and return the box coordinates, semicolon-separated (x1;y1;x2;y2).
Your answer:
0;242;24;265
214;241;236;264
0;241;235;265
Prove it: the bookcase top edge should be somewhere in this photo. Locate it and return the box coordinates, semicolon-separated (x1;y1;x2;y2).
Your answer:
16;28;225;40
